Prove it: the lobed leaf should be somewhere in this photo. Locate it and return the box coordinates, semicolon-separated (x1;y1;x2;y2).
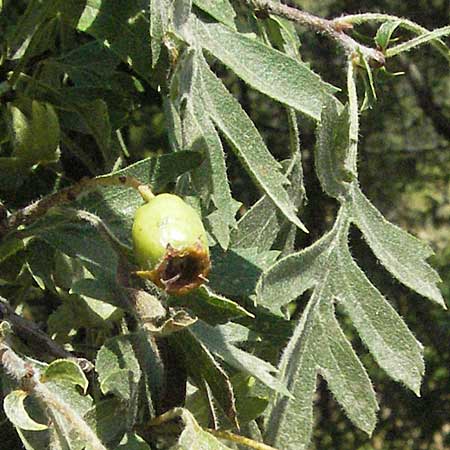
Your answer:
333;243;424;394
351;186;445;307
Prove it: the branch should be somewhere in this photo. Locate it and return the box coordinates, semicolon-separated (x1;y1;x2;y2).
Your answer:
145;408;279;450
56;207;133;258
333;13;450;62
0;175;151;238
0;343;107;450
0;297;93;372
243;0;385;67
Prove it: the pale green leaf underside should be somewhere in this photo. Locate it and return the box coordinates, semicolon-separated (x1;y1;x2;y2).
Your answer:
315;101;354;198
176;409;233;449
4;390;48;431
42;359;89;394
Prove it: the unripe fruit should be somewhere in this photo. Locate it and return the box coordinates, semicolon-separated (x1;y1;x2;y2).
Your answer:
10;100;60;165
132;193;210;295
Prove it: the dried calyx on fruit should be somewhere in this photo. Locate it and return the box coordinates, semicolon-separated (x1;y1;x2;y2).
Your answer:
132;192;210;295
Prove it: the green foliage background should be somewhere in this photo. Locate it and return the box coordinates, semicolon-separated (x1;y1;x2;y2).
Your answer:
0;1;448;449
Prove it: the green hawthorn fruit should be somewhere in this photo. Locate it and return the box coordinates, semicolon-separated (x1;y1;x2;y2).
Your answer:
132;193;210;295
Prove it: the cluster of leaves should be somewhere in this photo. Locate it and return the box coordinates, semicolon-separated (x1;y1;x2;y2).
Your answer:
0;1;448;450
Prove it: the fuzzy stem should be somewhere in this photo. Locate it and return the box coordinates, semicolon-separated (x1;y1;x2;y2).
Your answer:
386;25;450;57
57;207;132;257
146;408;279;450
243;0;385;66
333;13;450;61
34;382;107;450
0;343;107;450
0;297;93;371
207;428;280;450
0;175;151;238
346;58;359;175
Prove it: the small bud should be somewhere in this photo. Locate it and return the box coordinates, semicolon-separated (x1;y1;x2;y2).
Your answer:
132;193;210;295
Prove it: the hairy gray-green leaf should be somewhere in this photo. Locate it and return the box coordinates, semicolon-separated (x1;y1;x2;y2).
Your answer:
185;104;237;249
173;0;192;34
316;102;354;198
260;207;429;448
180;51;238;249
83;398;129;448
100;369;136;402
42;359;89;394
375;20;401;51
231;150;305;254
171;329;238;427
266;16;302;59
199;58;308;232
175;408;234;449
150;0;170;67
333;243;424;394
351;186;445;307
210;246;279;298
169;285;254;325
191;321;289;396
256;225;339;315
191;15;338;120
78;0;152;82
96;335;141;387
265;268;377;449
148;150;203;192
193;0;236;29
